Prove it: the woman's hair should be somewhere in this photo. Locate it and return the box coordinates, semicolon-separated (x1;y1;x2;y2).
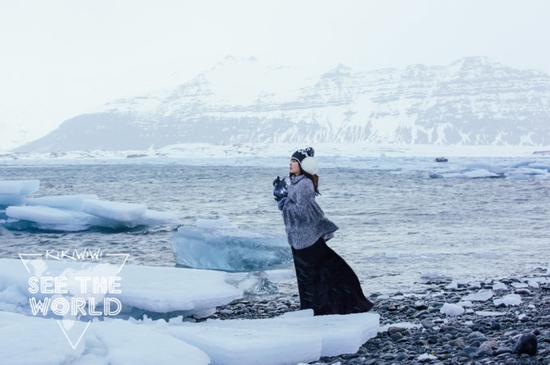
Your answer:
305;172;321;195
289;161;321;195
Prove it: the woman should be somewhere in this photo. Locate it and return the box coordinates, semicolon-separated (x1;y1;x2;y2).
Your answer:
274;147;373;315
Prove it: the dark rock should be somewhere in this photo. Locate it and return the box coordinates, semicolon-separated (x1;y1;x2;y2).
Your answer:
427;336;438;344
513;333;538;356
515;288;532;295
450;338;466;349
461;346;478;358
395;352;407;361
390;332;404;341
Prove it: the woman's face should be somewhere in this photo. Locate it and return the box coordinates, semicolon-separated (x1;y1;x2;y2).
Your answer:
289;159;302;175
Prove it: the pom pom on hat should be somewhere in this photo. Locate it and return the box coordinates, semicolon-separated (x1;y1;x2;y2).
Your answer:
291;147;319;175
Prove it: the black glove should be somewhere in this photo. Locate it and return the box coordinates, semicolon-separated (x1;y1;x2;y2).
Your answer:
272;176;288;201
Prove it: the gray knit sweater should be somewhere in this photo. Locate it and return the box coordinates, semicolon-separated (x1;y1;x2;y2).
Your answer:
279;174;339;250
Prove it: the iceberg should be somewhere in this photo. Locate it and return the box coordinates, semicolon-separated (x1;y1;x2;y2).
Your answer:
0;311;210;365
0;180;40;206
440;303;465;316
5;205;105;232
3;194;180;231
492;281;508;291
493;294;522;307
0;255;379;365
475;310;506;317
0;258;242;317
429;159;550;180
0;308;379;365
461;289;494;302
165;309;380;365
80;199;148;223
431;168;505;179
378;322;422;332
172;217;292;272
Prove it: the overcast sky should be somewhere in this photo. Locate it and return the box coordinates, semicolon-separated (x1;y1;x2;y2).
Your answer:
1;0;549;150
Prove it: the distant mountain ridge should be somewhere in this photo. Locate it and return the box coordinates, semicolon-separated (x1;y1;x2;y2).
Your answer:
15;56;550;152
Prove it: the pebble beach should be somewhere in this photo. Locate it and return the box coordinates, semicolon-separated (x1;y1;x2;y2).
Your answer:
207;267;550;365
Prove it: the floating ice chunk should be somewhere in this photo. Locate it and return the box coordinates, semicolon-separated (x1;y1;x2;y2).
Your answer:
462;289;494;302
430;160;550;180
172;218;291;272
378;322;422;332
511;282;528;289
25;194;98;210
493;294;522;307
5;205;103;231
525;162;550;170
440;303;464;316
445;280;458;290
436;169;504;179
507;167;548;178
462;169;504;178
166;311;379;365
527;280;540;288
0;312;210;365
468;281;481;289
457;300;473;308
0;258;242;316
81;199;147;224
417;353;437;361
492;281;508;291
526;277;549;285
5;196;179;231
475;311;506;317
0;180;40;206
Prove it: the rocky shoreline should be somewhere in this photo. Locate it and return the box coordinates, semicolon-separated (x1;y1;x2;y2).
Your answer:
208;268;550;365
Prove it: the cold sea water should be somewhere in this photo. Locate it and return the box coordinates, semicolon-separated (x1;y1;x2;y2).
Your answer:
1;156;549;294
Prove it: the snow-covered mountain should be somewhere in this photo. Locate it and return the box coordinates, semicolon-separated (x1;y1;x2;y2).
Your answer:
15;56;550;152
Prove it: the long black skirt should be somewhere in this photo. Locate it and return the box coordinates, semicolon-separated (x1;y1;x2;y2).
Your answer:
291;236;373;315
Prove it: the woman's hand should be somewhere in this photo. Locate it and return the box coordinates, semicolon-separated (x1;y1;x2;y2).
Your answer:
273;176;288;201
277;197;287;211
